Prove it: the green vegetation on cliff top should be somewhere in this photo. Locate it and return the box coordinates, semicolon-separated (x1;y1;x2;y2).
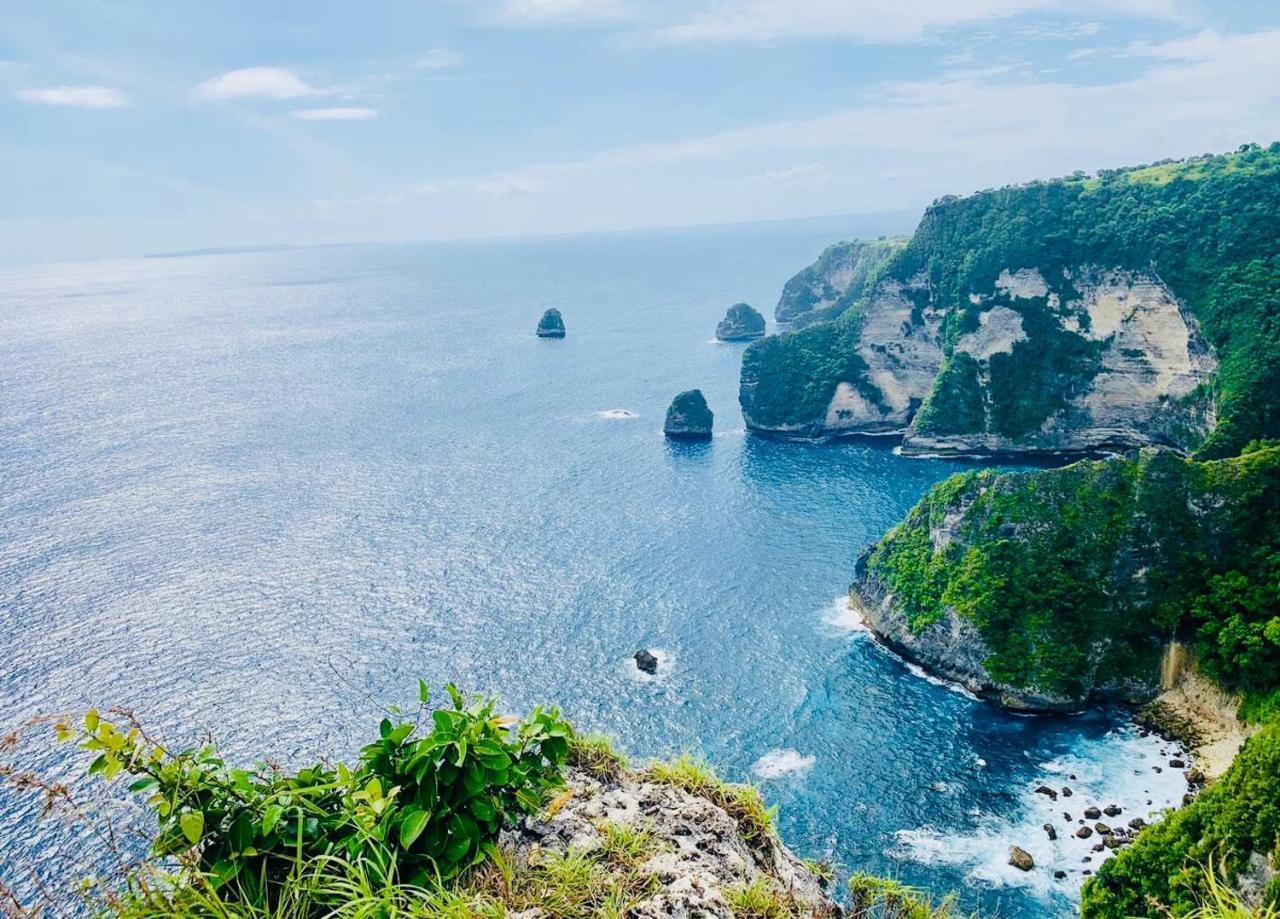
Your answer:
744;143;1280;455
864;443;1280;703
862;441;1280;914
775;237;906;328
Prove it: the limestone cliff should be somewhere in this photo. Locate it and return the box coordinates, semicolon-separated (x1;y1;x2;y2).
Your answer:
774;238;906;328
742;145;1280;457
745;263;1217;454
849;445;1280;712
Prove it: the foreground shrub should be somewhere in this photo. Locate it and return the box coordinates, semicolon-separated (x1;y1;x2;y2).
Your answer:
62;684;572;910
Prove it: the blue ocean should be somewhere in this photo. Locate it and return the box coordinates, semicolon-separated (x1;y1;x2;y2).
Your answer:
0;220;1187;916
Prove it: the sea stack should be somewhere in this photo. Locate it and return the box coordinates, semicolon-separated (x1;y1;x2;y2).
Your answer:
536;308;566;338
664;389;713;440
715;302;766;341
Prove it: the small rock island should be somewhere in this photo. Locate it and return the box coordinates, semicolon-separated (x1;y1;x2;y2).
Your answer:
535;308;566;338
634;649;658;675
663;389;713;440
715;302;766;341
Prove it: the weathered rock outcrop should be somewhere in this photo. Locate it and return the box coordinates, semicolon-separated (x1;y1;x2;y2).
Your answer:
536;308;566;338
901;267;1217;456
850;446;1280;712
775;238;905;328
505;766;836;918
851;550;1094;712
715;303;766;342
664;390;714;440
742;146;1280;457
743;265;1216;454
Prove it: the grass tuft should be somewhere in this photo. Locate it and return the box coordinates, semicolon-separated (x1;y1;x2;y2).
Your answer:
646;754;778;852
847;872;963;919
567;732;628;781
725;877;796;919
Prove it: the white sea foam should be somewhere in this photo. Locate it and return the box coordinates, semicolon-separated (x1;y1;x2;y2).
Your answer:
902;660;981;700
819;596;869;635
891;726;1190;904
594;409;638;420
752;748;816;779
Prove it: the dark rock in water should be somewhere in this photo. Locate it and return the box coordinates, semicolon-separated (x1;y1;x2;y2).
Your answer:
1095;823;1112;835
1076;826;1094;839
536;308;566;338
1054;870;1067;880
1128;817;1146;830
1035;785;1058;800
1084;806;1102;820
1008;846;1035;871
634;649;659;675
1169;758;1185;768
1103;804;1122;817
1104;835;1124;850
715;302;766;342
1043;823;1057;841
664;389;714;440
1185;767;1206;786
1062;787;1073;797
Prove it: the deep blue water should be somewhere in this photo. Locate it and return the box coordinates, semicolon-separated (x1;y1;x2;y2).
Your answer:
0;221;1187;916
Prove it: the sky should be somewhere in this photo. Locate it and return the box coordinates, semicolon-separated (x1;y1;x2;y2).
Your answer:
4;0;1280;264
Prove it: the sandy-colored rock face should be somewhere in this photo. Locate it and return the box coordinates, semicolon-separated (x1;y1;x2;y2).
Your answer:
955;305;1026;361
821;277;945;433
1064;268;1217;449
898;266;1216;455
1153;647;1260;782
505;767;836;918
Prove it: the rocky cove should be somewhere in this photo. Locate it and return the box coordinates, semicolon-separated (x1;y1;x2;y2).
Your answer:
3;147;1279;919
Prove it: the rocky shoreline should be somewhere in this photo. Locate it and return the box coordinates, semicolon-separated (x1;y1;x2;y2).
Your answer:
1138;650;1259;782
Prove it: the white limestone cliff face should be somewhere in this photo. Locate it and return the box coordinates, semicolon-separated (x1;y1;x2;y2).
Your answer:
903;267;1215;455
820;276;945;434
1063;268;1217;450
805;265;1214;454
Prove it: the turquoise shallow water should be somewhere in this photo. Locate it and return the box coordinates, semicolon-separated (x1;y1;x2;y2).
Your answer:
0;222;1188;916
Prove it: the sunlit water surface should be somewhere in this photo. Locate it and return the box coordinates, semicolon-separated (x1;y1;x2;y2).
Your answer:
0;223;1188;916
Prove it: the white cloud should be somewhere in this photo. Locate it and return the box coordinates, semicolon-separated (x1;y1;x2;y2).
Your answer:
649;0;1190;45
290;106;378;120
17;85;129;108
415;48;463;69
316;27;1280;240
196;67;319;100
492;0;629;26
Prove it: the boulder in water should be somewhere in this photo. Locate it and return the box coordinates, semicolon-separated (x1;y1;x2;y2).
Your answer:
634;649;659;675
1008;846;1035;871
715;302;766;342
536;308;566;338
664;389;713;440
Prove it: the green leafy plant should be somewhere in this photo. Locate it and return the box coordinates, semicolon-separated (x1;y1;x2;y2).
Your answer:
64;684;573;910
